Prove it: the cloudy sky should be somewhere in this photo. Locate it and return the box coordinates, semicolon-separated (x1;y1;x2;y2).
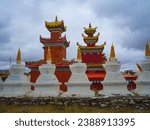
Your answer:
0;0;150;70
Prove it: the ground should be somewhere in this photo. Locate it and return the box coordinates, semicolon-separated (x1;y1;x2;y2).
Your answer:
0;103;150;113
0;96;150;113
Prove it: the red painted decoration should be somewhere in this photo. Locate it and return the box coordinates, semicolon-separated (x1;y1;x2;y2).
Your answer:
127;81;136;91
60;83;68;92
25;18;137;90
90;82;103;91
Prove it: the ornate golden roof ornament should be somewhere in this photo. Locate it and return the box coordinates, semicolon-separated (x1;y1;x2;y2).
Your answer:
16;48;21;64
77;42;106;49
45;16;66;32
47;47;52;63
82;33;100;39
77;46;82;61
84;23;97;32
145;40;150;56
109;43;116;60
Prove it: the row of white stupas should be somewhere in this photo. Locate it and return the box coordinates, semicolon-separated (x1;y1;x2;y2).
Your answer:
0;41;150;97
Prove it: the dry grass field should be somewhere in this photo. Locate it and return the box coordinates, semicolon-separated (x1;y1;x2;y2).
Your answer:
0;103;150;113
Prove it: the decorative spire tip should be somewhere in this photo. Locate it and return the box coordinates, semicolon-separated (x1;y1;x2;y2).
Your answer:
89;23;92;28
55;16;58;22
109;43;116;60
47;47;52;63
16;48;21;64
145;40;150;56
77;47;82;61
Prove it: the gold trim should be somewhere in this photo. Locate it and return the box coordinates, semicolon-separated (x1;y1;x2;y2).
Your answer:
82;33;100;40
87;63;103;67
77;42;106;49
84;23;97;31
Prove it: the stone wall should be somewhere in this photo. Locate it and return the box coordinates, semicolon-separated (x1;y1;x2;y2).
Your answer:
0;96;150;110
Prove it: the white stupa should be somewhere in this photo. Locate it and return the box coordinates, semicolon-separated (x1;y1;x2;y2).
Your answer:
136;40;150;96
0;48;31;97
64;47;92;97
102;44;130;96
33;47;60;97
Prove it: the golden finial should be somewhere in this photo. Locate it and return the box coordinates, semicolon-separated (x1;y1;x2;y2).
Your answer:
77;47;82;61
16;48;21;64
89;23;92;28
55;16;58;22
145;40;150;56
136;63;143;72
47;47;51;62
109;43;116;60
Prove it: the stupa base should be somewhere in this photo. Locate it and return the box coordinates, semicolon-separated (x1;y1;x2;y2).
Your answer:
135;81;150;96
62;82;93;97
101;82;131;96
0;83;31;97
30;83;60;97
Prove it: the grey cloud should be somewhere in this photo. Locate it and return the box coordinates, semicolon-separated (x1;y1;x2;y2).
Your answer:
0;0;149;70
0;20;11;45
89;0;150;50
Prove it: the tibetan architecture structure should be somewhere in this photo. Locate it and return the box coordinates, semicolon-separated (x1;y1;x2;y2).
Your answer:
77;23;106;82
1;49;31;97
102;44;130;96
64;47;92;97
135;40;150;96
25;17;138;94
26;17;72;91
26;18;107;91
77;23;106;93
40;16;70;64
33;47;60;97
1;16;150;97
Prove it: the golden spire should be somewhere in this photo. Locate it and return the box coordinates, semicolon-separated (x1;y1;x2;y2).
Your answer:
109;43;116;60
145;40;150;56
77;47;82;61
136;63;143;72
16;48;21;64
47;47;52;62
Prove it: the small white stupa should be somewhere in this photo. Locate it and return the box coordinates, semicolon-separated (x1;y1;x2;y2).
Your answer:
102;44;130;96
0;48;31;97
64;47;92;97
33;47;60;97
136;40;150;96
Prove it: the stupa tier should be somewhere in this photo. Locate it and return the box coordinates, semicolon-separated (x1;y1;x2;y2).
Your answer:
135;40;150;96
26;17;72;90
64;47;92;97
0;49;31;97
32;47;60;97
40;16;70;64
77;23;106;95
102;44;130;96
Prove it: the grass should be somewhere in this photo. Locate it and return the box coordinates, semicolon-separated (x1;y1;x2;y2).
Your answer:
0;103;150;113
